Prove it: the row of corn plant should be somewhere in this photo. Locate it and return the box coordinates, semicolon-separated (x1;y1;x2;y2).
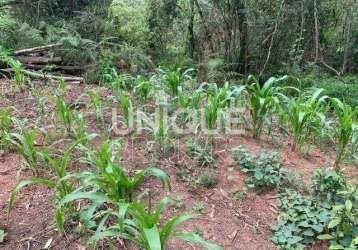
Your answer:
8;139;221;249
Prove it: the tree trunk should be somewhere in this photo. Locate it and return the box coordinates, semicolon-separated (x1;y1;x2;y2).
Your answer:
238;0;248;75
188;0;195;59
314;0;320;63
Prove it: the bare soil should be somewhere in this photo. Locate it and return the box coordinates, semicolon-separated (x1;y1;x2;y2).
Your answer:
0;79;356;250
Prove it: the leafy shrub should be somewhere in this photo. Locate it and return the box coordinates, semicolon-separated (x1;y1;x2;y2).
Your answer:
231;145;254;172
246;151;287;192
272;189;332;249
315;78;358;108
318;187;358;250
232;147;289;192
312;168;347;201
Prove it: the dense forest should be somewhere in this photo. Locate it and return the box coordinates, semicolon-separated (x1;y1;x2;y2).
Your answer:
0;1;358;250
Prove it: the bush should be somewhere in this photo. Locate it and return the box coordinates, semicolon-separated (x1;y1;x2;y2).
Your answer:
318;187;358;250
272;189;332;249
232;146;290;192
312;168;347;201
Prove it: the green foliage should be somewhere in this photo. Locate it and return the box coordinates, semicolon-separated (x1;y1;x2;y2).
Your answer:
88;89;104;126
231;145;255;173
72;113;97;147
7;130;44;174
232;146;289;192
9;60;27;90
0;228;6;243
315;78;358;108
79;140;171;202
186;139;214;167
118;89;133;126
318;187;358;250
246;75;286;139
0;14;43;49
197;171;217;188
54;95;73;134
8;148;77;233
154;114;169;155
89;198;222;250
246;151;286;192
272;189;332;250
312;168;347;201
330;98;358;170
134;75;154;102
0;109;11;150
280;88;328;152
165;68;182;96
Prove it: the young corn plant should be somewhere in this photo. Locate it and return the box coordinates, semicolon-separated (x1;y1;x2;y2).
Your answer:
9;60;26;91
72;113;97;147
118;89;133;127
55;95;73;134
247;75;286;139
330;98;358;171
280;88;328;152
0;108;11;150
88;89;104;126
154;114;170;156
134;76;153;103
163;68;193;97
165;68;181;96
8;149;76;233
7;130;44;175
89;198;222;250
126;198;221;250
79;140;170;202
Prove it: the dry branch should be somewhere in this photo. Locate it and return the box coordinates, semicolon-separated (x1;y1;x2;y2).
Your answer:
1;68;83;82
16;56;62;64
13;43;63;56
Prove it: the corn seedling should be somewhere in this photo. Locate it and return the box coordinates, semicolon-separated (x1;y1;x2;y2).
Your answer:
55;95;73;134
89;197;221;250
72;113;97;147
88;89;104;126
280;88;328;152
134;76;153;102
247;75;286;139
9;60;26;91
154;114;170;155
118;89;133;126
7;130;44;175
0;108;11;150
204;95;220;131
8;149;76;233
79;140;170;202
330;98;358;171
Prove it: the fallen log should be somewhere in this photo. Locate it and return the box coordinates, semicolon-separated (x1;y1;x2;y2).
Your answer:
14;43;63;56
16;56;62;65
23;64;89;72
1;68;83;82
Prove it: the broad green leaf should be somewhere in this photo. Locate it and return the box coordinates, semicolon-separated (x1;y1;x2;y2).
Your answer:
144;226;162;250
8;178;56;212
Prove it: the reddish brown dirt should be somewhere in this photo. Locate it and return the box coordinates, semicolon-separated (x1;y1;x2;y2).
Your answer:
0;79;356;250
